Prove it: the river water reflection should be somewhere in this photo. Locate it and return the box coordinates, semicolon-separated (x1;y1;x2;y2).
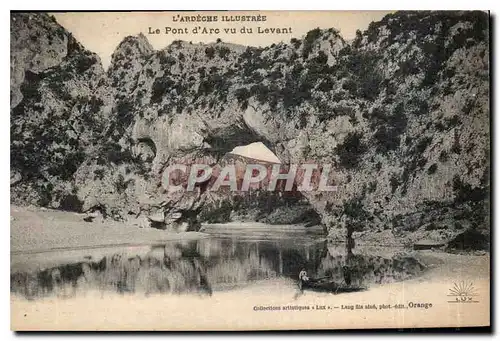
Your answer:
11;233;425;300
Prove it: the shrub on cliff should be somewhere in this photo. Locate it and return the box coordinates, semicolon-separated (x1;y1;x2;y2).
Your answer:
217;46;231;60
371;103;408;154
290;38;301;49
198;200;233;223
151;77;173;104
302;28;321;58
335;132;367;169
453;175;487;204
205;46;215;59
338;49;383;101
342;197;370;232
115;98;134;133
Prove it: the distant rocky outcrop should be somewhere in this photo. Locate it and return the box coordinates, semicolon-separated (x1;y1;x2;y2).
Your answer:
10;11;490;247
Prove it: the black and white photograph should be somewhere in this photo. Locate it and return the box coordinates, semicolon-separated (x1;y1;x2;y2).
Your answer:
9;10;490;331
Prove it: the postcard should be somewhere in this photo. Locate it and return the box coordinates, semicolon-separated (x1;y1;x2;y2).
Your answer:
10;10;490;331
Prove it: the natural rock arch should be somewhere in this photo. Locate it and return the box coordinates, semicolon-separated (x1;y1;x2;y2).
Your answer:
10;12;490;246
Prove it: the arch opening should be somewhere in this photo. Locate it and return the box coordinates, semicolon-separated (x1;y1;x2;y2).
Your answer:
196;141;323;231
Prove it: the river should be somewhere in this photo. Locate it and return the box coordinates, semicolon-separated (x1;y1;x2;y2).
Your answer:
11;224;425;300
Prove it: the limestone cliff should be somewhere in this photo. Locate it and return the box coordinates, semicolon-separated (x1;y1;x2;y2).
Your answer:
10;11;490;245
11;12;109;210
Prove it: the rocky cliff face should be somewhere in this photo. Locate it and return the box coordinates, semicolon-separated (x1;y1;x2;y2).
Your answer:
10;11;490;245
11;13;109;210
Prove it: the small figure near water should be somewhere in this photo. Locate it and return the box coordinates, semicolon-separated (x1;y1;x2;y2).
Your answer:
296;266;366;294
297;268;311;291
298;268;309;283
342;265;352;286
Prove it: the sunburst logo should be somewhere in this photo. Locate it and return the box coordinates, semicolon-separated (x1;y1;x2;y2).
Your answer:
447;281;479;303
